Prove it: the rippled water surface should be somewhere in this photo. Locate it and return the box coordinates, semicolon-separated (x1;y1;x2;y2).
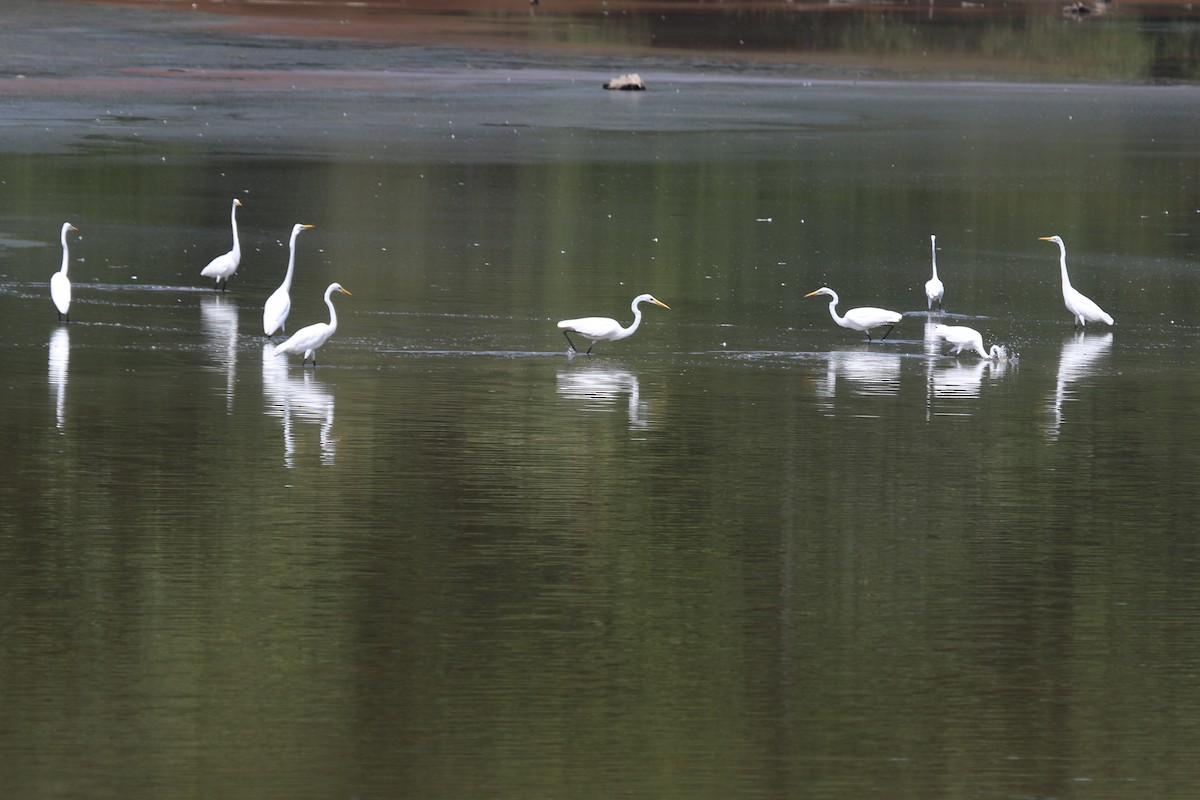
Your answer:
3;2;1200;798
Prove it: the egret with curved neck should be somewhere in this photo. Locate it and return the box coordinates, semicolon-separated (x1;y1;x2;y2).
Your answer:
200;198;243;291
557;293;670;354
50;222;78;323
263;223;313;337
932;324;1006;360
273;282;352;367
1038;235;1113;328
925;234;944;311
804;287;902;341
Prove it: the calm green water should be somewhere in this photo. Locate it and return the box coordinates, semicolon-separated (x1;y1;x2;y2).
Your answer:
3;2;1200;798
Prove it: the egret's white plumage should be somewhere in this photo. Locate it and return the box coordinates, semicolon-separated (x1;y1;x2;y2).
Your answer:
50;222;78;323
200;198;243;291
557;293;670;354
273;282;351;367
1038;235;1114;328
263;223;313;337
925;234;944;311
932;324;1006;360
804;287;902;341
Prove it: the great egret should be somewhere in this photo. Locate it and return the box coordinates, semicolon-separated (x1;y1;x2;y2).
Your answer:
557;293;670;354
804;287;902;341
200;198;243;291
50;222;78;323
1038;235;1114;328
932;323;1006;359
925;234;944;311
273;282;351;367
263;223;313;337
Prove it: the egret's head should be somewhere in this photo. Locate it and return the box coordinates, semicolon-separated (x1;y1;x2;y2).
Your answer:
234;198;243;207
634;293;669;310
804;287;833;299
332;283;352;297
1038;235;1062;245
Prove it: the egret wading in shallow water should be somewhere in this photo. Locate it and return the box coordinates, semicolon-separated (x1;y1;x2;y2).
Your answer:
925;234;944;311
804;287;902;341
1038;235;1114;328
200;198;243;291
273;282;351;367
263;223;313;337
557;293;670;354
933;324;1006;359
50;222;78;323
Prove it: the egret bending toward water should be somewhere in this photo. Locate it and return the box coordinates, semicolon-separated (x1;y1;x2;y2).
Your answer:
200;198;243;291
263;223;313;337
273;282;351;367
933;324;1006;359
557;293;670;354
925;234;944;311
804;287;902;341
1038;235;1113;328
50;222;78;323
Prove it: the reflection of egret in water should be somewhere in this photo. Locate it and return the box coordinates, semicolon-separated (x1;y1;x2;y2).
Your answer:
200;294;239;413
556;364;651;429
48;327;70;429
815;350;902;410
1048;332;1113;441
263;344;337;467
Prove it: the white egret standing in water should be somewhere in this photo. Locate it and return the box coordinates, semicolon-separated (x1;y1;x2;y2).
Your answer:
263;223;313;337
50;222;78;323
1038;235;1114;328
557;293;670;354
932;324;1006;359
273;282;351;367
925;234;944;311
200;198;243;291
804;287;902;341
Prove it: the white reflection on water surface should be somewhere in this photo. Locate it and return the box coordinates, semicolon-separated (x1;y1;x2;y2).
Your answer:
262;344;337;467
556;364;650;429
48;327;69;430
200;294;239;414
1047;331;1113;441
815;350;902;411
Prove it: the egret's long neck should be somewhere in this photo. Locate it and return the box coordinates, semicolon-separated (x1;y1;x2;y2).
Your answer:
282;234;299;290
1057;242;1072;290
59;230;70;275
930;239;939;281
622;299;645;339
825;295;844;326
325;288;339;332
230;202;241;256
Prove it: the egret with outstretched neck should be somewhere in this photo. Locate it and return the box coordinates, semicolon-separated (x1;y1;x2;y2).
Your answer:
273;282;351;367
804;287;902;341
925;234;944;311
932;324;1006;359
263;223;313;337
200;198;243;291
1038;235;1113;328
50;222;78;323
557;293;670;354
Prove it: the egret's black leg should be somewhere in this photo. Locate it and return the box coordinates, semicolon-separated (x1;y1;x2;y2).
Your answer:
563;331;578;353
586;343;595;355
864;331;873;342
881;324;895;340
